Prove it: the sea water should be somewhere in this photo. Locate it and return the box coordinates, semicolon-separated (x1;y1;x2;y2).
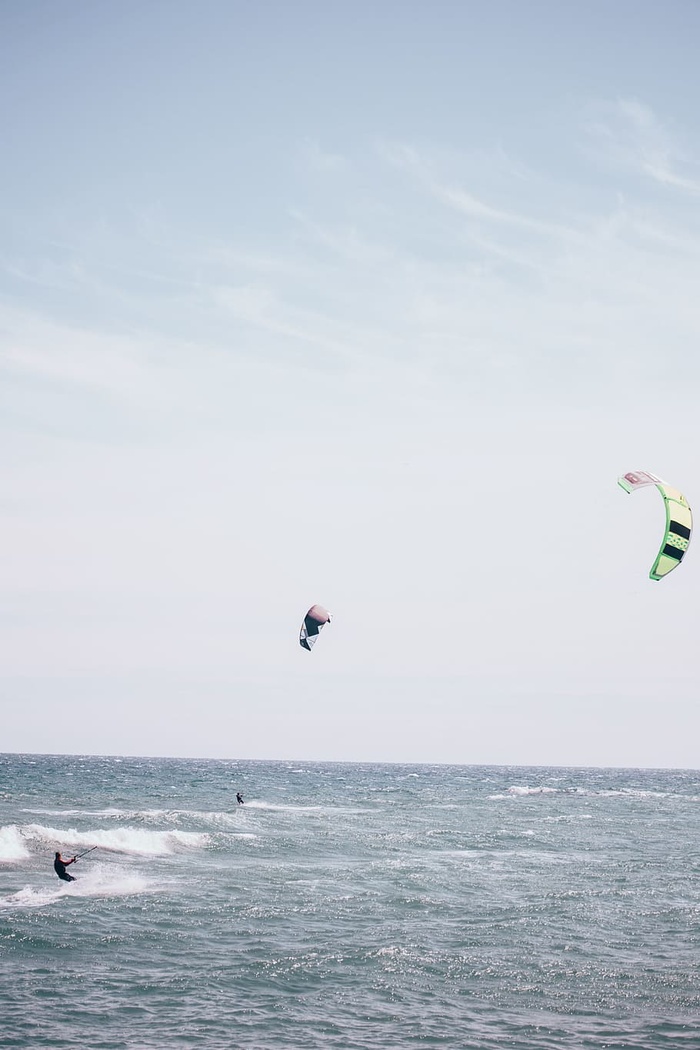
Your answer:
1;755;699;1049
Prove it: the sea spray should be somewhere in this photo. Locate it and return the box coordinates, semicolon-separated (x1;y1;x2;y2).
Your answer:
0;824;30;861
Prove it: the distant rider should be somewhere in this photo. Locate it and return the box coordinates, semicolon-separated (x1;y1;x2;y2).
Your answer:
54;852;77;882
236;792;244;805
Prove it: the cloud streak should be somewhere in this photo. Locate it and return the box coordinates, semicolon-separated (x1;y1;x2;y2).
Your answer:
586;97;700;194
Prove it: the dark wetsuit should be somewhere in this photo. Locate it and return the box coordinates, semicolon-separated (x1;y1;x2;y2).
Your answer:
236;793;244;805
54;857;76;882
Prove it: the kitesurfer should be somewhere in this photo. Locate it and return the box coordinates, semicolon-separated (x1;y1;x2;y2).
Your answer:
54;852;77;882
236;792;244;805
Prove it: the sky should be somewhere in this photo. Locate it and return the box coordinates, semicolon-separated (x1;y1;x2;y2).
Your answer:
2;0;700;767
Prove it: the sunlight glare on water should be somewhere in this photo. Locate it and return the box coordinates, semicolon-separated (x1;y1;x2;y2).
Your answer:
2;755;700;1048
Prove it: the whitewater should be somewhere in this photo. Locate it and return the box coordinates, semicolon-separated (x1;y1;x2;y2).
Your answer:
1;754;699;1049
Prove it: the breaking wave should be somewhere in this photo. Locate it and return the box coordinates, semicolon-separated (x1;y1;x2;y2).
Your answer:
6;823;210;856
488;785;559;800
0;824;31;861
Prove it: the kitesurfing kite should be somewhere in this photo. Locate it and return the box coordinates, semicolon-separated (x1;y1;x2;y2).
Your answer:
299;604;331;651
617;470;692;580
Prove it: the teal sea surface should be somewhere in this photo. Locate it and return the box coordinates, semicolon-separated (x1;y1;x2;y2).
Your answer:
1;755;699;1048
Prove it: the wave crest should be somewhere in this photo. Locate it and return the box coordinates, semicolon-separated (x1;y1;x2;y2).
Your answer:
0;824;31;861
18;823;210;856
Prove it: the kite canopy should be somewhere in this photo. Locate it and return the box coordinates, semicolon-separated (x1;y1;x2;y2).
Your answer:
299;604;331;651
618;470;692;580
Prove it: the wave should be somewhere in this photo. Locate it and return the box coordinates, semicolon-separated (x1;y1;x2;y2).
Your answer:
487;784;700;802
244;801;364;814
18;810;259;837
573;787;687;800
23;805;243;820
488;786;559;800
24;802;364;819
0;824;31;861
10;823;210;856
21;807;157;818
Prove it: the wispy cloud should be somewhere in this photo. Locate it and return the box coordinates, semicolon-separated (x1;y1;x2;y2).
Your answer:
586;97;700;194
1;310;153;395
432;184;578;240
296;138;348;173
5;98;700;438
379;136;583;251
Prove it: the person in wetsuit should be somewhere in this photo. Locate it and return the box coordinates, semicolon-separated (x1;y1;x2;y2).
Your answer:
236;792;244;805
54;851;77;882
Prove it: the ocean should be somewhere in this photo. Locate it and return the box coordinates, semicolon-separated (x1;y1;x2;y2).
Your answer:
1;755;699;1049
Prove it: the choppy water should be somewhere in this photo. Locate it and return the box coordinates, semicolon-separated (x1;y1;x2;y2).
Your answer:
1;755;700;1048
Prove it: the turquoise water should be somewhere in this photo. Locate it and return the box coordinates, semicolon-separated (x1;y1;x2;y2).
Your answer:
1;755;699;1048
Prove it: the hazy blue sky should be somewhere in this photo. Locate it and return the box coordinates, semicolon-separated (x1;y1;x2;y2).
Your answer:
2;1;700;766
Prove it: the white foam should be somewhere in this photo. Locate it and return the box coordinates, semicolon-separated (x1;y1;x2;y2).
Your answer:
0;866;159;910
21;823;210;856
20;809;258;839
0;824;31;861
22;808;137;818
23;806;245;823
245;801;363;814
375;945;408;957
488;786;559;799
